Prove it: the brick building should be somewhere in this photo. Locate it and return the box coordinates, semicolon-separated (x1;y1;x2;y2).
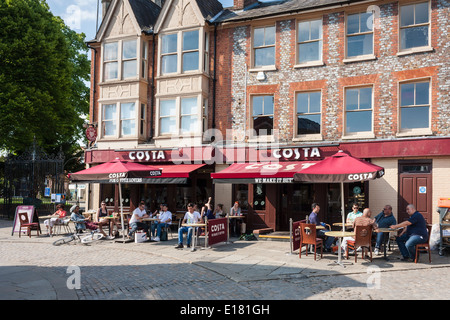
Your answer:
85;0;450;232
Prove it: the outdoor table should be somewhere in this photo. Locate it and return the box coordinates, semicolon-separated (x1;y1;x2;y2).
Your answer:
227;215;245;241
325;230;355;267
333;222;353;230
376;228;397;260
182;223;207;251
38;215;55;219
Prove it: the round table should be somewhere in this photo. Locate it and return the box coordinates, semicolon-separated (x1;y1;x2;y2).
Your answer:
325;231;355;267
182;223;207;251
333;222;353;230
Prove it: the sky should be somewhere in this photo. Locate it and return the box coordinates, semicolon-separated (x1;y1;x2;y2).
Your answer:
46;0;235;41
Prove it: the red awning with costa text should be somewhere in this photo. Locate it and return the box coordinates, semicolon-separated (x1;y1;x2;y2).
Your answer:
210;162;318;184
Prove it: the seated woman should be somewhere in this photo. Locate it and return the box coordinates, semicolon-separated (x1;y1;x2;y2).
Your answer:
96;202;117;239
44;204;68;236
70;205;98;233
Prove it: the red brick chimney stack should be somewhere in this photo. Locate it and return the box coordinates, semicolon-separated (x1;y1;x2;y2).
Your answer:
233;0;259;10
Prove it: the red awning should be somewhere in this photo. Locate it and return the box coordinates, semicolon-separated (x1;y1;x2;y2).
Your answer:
211;161;318;184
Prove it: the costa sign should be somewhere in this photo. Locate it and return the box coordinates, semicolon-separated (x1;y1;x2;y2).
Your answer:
129;150;166;161
273;147;321;160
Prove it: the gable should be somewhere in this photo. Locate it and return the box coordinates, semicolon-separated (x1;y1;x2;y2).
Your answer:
98;0;141;41
155;0;205;33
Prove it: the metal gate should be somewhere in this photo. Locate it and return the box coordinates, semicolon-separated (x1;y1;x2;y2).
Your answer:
1;140;65;218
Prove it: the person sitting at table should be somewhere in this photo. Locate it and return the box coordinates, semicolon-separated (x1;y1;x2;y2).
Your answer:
96;201;117;239
150;204;172;242
214;203;225;219
128;202;150;239
70;205;98;233
390;204;428;262
341;208;378;254
152;203;164;218
346;203;363;224
373;205;397;255
308;203;335;252
44;204;68;237
175;203;202;249
202;197;215;221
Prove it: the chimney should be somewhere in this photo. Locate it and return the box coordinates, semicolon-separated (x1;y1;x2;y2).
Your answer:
233;0;258;10
102;0;112;18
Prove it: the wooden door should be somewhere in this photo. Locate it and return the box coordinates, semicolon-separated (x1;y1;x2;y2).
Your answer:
398;161;432;223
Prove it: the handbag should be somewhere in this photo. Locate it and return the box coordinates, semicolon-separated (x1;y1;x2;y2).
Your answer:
160;229;168;241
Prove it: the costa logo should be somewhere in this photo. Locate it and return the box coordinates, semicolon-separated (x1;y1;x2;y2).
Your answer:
109;172;126;179
348;173;374;181
210;223;225;233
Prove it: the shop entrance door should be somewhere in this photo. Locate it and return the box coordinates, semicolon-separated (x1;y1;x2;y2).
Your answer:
398;160;432;223
278;184;313;231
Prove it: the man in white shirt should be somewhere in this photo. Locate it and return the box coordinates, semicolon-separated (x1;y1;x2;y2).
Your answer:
175;203;201;249
151;204;172;241
128;202;149;239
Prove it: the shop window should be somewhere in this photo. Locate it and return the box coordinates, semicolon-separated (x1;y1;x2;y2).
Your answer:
234;184;248;210
253;26;275;67
298;18;322;64
253;184;266;211
400;2;430;51
346;12;373;58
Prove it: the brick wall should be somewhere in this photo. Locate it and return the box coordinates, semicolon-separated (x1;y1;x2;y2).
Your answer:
216;0;450;143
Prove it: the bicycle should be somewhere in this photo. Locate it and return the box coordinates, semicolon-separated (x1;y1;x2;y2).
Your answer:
52;230;105;246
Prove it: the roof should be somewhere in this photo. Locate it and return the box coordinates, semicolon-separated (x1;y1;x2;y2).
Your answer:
194;0;223;20
127;0;163;34
214;0;371;23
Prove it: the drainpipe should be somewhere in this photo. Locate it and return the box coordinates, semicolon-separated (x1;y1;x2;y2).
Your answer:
212;23;217;130
148;32;156;142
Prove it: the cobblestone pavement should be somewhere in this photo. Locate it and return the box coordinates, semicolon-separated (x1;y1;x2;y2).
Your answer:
1;219;449;302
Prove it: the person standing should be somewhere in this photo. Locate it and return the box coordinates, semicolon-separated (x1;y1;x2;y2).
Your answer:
390;204;428;262
373;205;397;255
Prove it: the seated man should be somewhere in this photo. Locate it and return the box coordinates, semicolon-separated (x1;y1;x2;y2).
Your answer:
341;208;378;253
70;205;98;233
373;205;397;255
128;202;150;239
151;204;172;242
390;204;428;262
175;203;201;249
308;203;335;252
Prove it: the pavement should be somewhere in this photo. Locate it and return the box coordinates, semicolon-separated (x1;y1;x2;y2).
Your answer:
1;218;450;302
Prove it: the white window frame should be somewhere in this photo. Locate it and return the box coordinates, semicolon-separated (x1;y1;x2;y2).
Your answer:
295;90;322;140
252;25;276;69
251;95;274;138
344;11;375;62
343;85;375;139
101;38;143;82
296;18;323;67
156;95;203;137
100;100;143;139
398;1;432;55
158;28;206;76
397;78;432;136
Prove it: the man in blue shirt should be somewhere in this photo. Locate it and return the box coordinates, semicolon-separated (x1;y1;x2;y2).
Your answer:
308;203;335;251
373;205;397;255
390;204;428;262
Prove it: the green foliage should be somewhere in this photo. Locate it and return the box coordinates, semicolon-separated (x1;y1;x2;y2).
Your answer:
0;0;90;156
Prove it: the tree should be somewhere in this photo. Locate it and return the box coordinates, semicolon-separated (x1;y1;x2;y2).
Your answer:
0;0;89;167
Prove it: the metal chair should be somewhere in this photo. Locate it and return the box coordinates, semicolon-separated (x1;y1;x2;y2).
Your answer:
346;225;373;262
299;223;323;260
415;225;432;263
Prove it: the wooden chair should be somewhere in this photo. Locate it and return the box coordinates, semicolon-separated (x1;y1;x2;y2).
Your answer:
18;212;41;238
346;225;373;262
299;223;323;260
415;224;432;263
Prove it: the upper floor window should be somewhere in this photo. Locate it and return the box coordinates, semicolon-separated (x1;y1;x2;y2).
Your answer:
400;2;430;51
298;19;322;64
400;80;430;130
345;87;373;134
182;30;199;72
103;39;143;81
297;91;321;135
158;96;201;136
101;102;142;138
161;33;178;74
253;26;275;67
346;12;373;58
252;95;274;136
